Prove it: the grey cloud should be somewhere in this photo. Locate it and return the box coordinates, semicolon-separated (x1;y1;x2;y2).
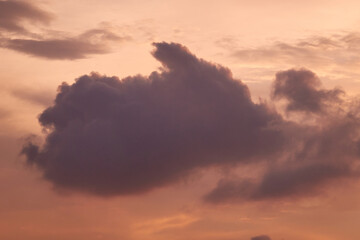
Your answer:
0;1;129;60
22;42;360;200
22;42;285;196
1;28;128;60
203;178;256;204
205;163;352;203
204;73;360;203
4;38;108;60
251;235;272;240
0;0;53;34
253;163;351;200
272;68;343;113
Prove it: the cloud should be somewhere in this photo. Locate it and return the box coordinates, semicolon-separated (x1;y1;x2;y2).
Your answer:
11;88;54;106
251;235;272;240
21;42;286;196
204;69;360;203
203;178;256;204
1;28;128;60
272;68;344;113
252;163;352;199
205;163;353;203
0;0;53;34
223;33;360;84
22;42;360;200
0;1;130;59
230;35;345;66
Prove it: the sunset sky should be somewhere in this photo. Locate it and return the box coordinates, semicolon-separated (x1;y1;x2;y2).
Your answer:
2;1;360;240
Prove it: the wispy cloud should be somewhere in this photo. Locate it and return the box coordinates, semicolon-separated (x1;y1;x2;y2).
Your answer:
1;28;129;60
0;0;53;34
134;214;198;234
0;1;131;59
230;33;360;68
11;88;54;107
216;33;360;85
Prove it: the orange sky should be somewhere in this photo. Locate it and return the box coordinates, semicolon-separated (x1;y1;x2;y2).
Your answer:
1;1;360;240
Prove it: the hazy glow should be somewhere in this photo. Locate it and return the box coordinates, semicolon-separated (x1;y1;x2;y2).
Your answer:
1;1;360;240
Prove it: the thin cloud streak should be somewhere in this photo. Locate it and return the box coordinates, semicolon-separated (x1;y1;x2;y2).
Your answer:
11;88;54;107
2;28;128;60
0;1;130;59
230;33;360;69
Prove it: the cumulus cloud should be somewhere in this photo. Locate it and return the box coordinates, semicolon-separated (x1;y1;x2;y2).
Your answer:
22;42;286;196
272;69;343;113
251;235;272;240
0;0;53;34
22;42;360;200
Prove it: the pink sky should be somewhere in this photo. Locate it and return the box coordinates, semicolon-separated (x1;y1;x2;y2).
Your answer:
1;1;360;240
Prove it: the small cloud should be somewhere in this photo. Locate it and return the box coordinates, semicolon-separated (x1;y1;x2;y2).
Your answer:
251;235;272;240
134;214;198;234
0;1;131;60
2;28;129;60
272;68;344;114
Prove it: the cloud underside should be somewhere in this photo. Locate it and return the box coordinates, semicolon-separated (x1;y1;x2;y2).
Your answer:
22;42;360;202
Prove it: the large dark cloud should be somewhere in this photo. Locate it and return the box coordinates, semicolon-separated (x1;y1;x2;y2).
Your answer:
22;42;286;196
22;42;360;200
0;0;53;34
251;235;272;240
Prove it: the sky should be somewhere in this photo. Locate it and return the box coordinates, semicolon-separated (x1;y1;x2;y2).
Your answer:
1;1;360;240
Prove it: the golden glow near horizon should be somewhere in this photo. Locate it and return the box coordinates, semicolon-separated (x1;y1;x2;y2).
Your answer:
1;1;360;240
